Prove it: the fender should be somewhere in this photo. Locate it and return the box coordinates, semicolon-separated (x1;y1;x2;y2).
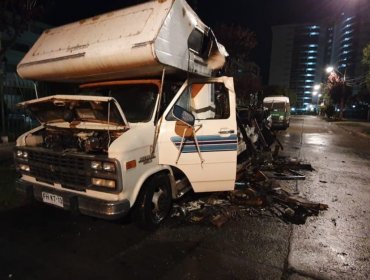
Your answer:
128;164;174;206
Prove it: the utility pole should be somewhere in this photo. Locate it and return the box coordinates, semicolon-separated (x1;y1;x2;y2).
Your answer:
339;69;346;120
0;32;6;138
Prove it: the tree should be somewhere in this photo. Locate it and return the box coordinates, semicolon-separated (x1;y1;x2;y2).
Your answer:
214;24;259;104
362;43;370;90
214;24;257;75
0;0;50;62
326;71;352;120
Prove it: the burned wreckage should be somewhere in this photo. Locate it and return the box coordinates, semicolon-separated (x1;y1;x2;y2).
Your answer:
14;0;326;228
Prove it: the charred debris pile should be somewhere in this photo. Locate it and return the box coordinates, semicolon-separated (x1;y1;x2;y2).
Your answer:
171;155;328;228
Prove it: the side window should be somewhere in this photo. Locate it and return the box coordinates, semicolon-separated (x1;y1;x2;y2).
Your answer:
188;28;212;59
166;83;230;121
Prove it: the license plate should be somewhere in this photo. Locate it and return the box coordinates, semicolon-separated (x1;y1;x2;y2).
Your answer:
42;192;63;208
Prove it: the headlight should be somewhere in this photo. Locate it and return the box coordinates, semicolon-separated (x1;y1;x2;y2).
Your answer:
18;164;30;172
91;178;116;189
91;161;102;170
16;150;29;159
91;161;116;172
279;115;284;120
102;162;115;172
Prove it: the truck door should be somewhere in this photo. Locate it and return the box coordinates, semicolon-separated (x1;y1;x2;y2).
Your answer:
158;77;237;192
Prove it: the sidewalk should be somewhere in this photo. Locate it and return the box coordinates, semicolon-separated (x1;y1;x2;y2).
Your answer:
334;120;370;140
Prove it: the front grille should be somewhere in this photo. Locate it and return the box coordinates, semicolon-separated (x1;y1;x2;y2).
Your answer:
15;147;121;193
27;149;89;190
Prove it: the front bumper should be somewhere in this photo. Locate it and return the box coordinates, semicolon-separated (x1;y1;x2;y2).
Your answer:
16;179;130;220
271;120;289;130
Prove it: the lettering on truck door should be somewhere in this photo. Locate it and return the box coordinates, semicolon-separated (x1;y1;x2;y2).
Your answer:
158;79;237;192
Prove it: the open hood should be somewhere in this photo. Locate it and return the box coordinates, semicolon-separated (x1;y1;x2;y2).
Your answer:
17;95;128;128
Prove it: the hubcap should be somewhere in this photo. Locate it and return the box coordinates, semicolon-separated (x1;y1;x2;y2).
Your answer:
151;186;169;221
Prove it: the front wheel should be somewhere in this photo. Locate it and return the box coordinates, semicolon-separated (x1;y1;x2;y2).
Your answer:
133;174;172;229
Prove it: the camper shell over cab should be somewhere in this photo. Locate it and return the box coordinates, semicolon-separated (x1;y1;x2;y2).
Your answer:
17;0;227;83
14;0;242;228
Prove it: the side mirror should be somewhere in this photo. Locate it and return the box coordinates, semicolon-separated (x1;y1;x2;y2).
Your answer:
172;105;195;127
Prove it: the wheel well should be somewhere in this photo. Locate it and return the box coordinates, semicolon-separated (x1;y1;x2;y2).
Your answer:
139;170;172;198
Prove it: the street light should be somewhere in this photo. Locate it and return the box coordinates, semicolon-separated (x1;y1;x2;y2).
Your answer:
325;66;334;74
325;65;347;120
326;65;346;81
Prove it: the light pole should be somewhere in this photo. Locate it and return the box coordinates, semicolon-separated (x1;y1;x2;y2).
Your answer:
0;55;6;139
312;83;322;115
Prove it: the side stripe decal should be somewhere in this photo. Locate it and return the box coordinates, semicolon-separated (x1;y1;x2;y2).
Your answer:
171;135;237;153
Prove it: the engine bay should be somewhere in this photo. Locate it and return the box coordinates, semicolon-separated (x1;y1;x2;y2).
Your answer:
24;127;123;154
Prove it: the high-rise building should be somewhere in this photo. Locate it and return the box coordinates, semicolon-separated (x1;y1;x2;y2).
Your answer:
269;2;370;111
269;23;329;110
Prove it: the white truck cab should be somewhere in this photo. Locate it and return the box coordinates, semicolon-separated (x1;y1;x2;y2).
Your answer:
14;77;240;228
14;0;244;228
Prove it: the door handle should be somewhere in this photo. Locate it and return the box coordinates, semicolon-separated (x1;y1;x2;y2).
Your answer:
218;129;235;134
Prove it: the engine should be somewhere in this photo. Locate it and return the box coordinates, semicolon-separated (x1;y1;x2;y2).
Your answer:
24;127;121;154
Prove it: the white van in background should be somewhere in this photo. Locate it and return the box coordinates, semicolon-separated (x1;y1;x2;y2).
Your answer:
263;96;290;130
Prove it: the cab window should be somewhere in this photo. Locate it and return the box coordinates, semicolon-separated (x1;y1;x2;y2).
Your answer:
166;82;229;121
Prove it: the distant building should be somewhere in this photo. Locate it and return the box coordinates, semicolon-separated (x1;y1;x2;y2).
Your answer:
269;2;370;111
0;20;50;139
269;23;328;109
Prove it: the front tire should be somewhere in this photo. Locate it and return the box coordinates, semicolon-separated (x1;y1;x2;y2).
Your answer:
133;174;172;229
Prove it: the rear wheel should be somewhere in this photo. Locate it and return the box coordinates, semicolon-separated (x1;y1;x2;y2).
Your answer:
133;174;172;229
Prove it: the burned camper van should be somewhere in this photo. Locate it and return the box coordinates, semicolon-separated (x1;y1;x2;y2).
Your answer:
14;0;255;228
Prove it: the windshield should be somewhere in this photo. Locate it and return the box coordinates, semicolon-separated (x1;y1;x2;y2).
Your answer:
264;102;286;110
82;84;159;123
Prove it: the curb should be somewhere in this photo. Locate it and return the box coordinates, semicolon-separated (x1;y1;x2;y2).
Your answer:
334;123;370;140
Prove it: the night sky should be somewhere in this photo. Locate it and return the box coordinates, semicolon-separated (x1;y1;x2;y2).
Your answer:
39;0;364;83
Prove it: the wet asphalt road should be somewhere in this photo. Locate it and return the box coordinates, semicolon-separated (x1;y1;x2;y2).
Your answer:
0;116;369;280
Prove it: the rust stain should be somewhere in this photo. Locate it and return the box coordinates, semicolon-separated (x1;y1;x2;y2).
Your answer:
80;79;162;89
